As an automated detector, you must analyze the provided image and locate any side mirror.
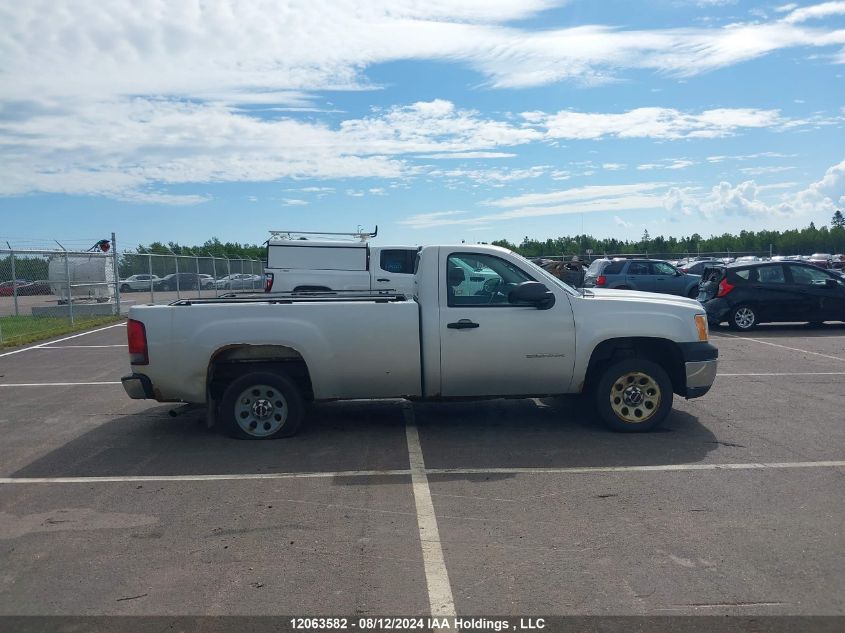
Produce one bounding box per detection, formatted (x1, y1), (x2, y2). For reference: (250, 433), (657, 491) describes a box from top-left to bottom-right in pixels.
(508, 281), (556, 310)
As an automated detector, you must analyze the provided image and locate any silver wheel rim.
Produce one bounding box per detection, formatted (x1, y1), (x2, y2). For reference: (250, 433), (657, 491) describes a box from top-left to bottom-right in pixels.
(734, 307), (755, 329)
(610, 371), (661, 424)
(234, 384), (288, 437)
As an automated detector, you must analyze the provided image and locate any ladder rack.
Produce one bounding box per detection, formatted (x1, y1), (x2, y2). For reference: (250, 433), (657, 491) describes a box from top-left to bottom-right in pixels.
(268, 226), (378, 242)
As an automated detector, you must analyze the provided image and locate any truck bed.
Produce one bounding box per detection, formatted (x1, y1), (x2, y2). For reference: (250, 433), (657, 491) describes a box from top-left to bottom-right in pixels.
(137, 297), (422, 403)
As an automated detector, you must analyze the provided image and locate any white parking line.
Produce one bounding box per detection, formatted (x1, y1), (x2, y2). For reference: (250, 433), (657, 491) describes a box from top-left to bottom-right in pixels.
(1, 459), (843, 486)
(37, 344), (127, 349)
(714, 332), (845, 362)
(426, 460), (845, 476)
(0, 470), (411, 484)
(718, 372), (845, 376)
(403, 404), (456, 618)
(0, 382), (122, 387)
(0, 322), (126, 358)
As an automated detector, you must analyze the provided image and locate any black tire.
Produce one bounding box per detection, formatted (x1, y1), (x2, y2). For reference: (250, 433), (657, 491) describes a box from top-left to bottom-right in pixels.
(729, 304), (757, 331)
(219, 371), (305, 439)
(687, 286), (699, 299)
(120, 284), (131, 293)
(594, 358), (673, 432)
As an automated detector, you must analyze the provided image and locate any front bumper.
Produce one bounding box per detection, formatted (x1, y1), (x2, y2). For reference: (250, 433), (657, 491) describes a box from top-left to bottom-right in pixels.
(122, 373), (154, 399)
(678, 342), (718, 398)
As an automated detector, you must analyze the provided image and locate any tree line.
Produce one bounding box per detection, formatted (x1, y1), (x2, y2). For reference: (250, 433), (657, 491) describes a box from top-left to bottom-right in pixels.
(492, 212), (845, 259)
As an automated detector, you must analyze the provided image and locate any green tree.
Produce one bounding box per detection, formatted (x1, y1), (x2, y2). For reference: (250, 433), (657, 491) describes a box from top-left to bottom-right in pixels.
(832, 209), (845, 229)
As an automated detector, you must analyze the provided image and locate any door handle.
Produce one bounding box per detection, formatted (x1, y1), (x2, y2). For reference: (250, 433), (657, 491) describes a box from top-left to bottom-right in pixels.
(447, 319), (480, 329)
(376, 278), (390, 282)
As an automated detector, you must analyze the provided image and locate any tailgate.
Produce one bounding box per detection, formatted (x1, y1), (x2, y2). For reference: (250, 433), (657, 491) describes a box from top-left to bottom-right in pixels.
(697, 266), (726, 301)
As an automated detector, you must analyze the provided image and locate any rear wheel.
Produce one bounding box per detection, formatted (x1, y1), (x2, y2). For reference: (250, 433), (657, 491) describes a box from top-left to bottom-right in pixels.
(594, 358), (673, 432)
(687, 287), (699, 299)
(220, 372), (305, 439)
(120, 284), (131, 293)
(729, 304), (757, 331)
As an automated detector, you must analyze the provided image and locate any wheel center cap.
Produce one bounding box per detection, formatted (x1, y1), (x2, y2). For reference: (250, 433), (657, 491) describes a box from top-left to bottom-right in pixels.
(623, 386), (644, 406)
(252, 399), (273, 420)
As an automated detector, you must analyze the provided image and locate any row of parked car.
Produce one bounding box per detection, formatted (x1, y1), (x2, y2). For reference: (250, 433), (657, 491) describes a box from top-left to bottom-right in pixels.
(581, 255), (845, 331)
(119, 273), (263, 292)
(0, 279), (52, 296)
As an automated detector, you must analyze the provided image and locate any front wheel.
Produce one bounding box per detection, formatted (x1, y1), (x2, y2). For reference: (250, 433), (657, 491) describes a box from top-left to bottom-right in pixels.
(219, 372), (305, 439)
(729, 304), (757, 331)
(594, 358), (673, 432)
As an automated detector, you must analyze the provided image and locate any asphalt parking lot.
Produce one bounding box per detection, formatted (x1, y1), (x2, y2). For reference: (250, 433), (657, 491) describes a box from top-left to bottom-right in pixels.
(0, 322), (844, 620)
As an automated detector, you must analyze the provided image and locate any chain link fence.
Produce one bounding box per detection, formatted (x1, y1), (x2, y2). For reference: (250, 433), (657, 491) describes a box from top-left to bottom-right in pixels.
(0, 236), (264, 348)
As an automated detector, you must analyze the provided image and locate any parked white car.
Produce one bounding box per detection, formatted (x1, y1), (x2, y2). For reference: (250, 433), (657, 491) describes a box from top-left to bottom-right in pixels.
(123, 244), (718, 439)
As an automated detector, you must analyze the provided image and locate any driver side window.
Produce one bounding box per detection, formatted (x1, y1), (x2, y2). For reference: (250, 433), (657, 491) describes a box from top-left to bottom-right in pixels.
(446, 253), (534, 307)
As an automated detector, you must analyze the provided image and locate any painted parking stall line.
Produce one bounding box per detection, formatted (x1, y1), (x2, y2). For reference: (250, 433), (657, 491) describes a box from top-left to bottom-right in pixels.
(0, 322), (126, 358)
(2, 460), (844, 486)
(36, 344), (127, 349)
(0, 469), (412, 485)
(713, 331), (845, 362)
(718, 372), (845, 376)
(0, 381), (122, 388)
(403, 404), (456, 618)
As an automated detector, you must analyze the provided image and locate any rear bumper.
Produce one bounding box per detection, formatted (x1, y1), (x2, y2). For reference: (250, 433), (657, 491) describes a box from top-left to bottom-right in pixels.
(702, 298), (731, 324)
(679, 342), (718, 398)
(122, 373), (154, 399)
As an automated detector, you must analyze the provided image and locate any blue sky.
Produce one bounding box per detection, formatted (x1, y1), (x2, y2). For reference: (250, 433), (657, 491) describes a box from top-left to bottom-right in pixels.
(1, 0), (844, 249)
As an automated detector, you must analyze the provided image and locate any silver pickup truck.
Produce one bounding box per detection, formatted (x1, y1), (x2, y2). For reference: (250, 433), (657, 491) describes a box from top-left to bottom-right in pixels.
(123, 244), (717, 439)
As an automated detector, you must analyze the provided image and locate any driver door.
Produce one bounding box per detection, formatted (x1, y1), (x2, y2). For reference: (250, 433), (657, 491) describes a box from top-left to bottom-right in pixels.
(438, 251), (575, 397)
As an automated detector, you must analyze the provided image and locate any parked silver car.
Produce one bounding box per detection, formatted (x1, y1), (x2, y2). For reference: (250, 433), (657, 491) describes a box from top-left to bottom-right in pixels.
(214, 274), (263, 290)
(119, 274), (161, 292)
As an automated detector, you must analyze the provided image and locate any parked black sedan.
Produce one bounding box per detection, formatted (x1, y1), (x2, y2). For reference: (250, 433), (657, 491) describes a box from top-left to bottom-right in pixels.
(698, 261), (845, 330)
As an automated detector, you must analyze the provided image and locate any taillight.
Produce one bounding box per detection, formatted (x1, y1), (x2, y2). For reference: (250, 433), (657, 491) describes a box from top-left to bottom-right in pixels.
(264, 273), (274, 293)
(680, 267), (689, 273)
(127, 319), (148, 365)
(596, 275), (607, 286)
(716, 278), (735, 298)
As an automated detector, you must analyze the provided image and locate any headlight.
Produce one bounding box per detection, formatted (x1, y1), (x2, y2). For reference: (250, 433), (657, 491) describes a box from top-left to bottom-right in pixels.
(695, 314), (709, 341)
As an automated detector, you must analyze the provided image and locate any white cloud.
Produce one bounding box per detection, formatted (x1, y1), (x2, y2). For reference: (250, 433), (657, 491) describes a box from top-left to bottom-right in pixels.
(427, 165), (548, 185)
(783, 1), (845, 23)
(638, 159), (696, 170)
(415, 151), (517, 159)
(0, 93), (828, 203)
(530, 107), (783, 140)
(738, 165), (796, 175)
(282, 198), (308, 206)
(665, 158), (845, 218)
(486, 183), (668, 208)
(613, 215), (634, 228)
(3, 0), (845, 103)
(602, 163), (626, 170)
(399, 210), (474, 229)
